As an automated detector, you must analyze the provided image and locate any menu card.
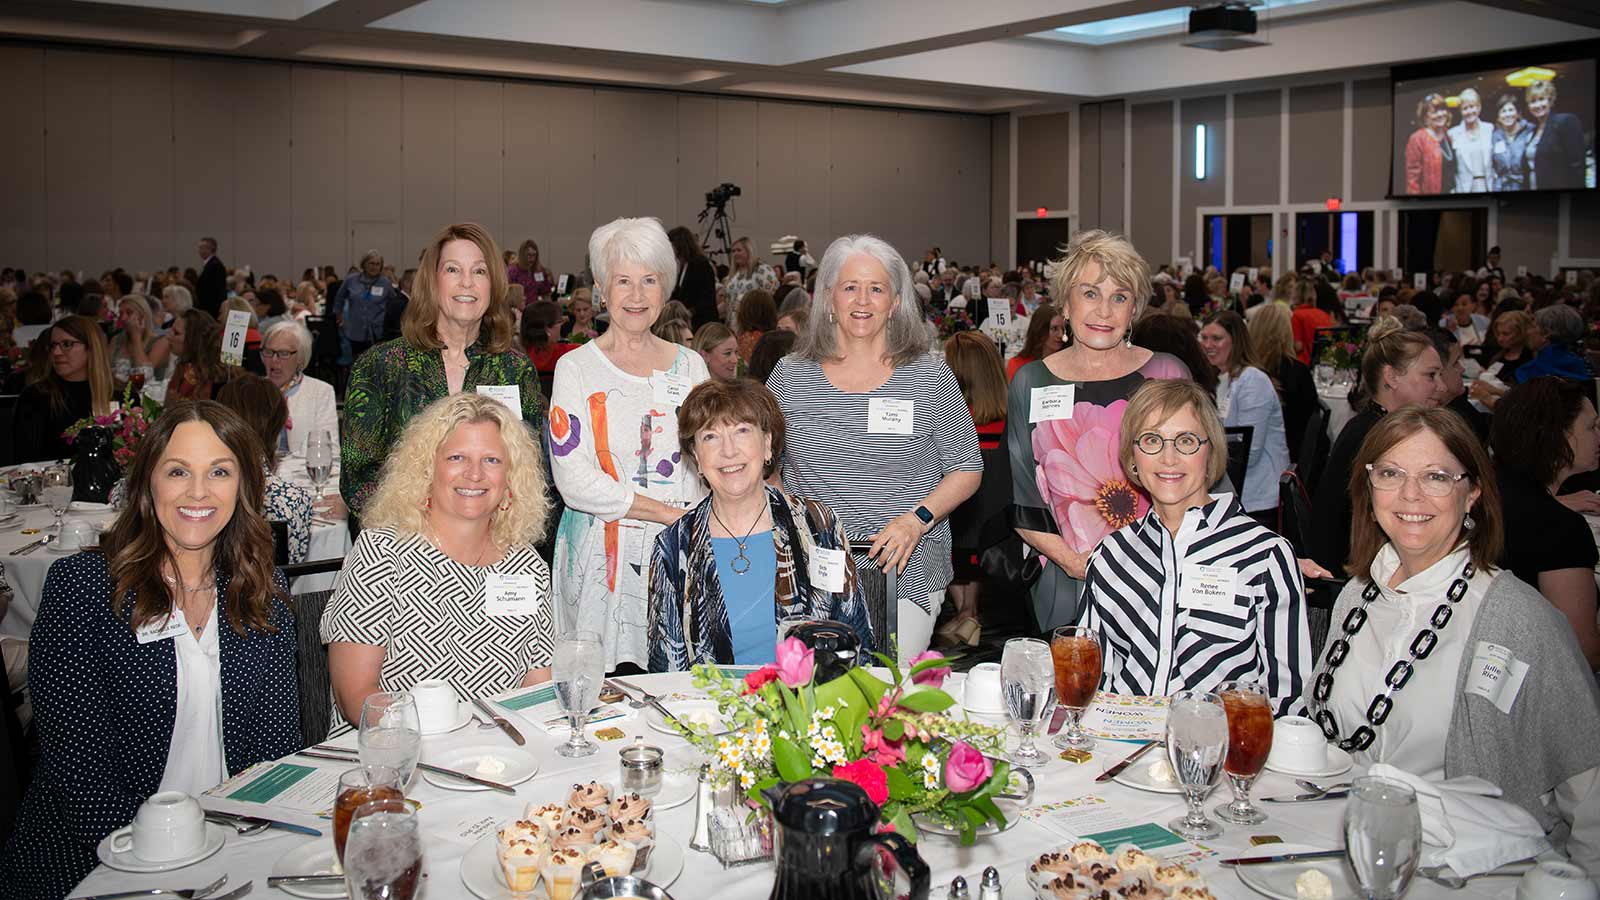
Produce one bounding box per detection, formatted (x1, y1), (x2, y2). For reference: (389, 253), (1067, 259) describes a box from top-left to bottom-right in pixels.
(200, 759), (342, 831)
(1081, 693), (1169, 741)
(493, 683), (630, 735)
(1024, 794), (1214, 865)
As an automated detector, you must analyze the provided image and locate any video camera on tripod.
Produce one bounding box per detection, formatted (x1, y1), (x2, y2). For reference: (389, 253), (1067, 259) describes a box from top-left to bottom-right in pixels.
(697, 182), (742, 262)
(705, 182), (741, 209)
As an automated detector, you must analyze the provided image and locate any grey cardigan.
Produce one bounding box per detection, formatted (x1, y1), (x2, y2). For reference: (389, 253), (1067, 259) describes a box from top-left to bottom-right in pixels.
(1309, 569), (1600, 834)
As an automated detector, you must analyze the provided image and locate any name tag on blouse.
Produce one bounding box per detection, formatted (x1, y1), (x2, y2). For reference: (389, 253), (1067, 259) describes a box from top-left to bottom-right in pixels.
(809, 548), (846, 592)
(476, 384), (521, 413)
(370, 286), (385, 297)
(1029, 385), (1076, 423)
(136, 610), (189, 644)
(1178, 563), (1238, 613)
(1465, 641), (1529, 714)
(867, 398), (914, 435)
(484, 573), (543, 618)
(652, 371), (692, 407)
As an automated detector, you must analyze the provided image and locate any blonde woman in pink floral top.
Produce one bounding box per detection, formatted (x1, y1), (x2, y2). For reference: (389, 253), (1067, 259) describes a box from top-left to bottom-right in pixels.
(1006, 231), (1189, 629)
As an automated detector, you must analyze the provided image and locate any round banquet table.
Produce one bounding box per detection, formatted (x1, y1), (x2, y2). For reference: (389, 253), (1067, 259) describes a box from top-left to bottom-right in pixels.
(1319, 387), (1354, 443)
(69, 671), (1522, 900)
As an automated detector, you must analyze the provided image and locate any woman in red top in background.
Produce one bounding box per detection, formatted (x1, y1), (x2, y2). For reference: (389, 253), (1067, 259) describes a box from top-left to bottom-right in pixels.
(939, 331), (1009, 646)
(521, 301), (577, 374)
(1289, 279), (1333, 365)
(1404, 93), (1451, 195)
(1005, 302), (1064, 382)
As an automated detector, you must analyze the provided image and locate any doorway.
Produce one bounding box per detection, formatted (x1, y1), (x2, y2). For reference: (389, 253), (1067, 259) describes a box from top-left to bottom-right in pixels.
(1203, 214), (1272, 275)
(1399, 208), (1488, 276)
(1017, 217), (1071, 271)
(1295, 211), (1374, 274)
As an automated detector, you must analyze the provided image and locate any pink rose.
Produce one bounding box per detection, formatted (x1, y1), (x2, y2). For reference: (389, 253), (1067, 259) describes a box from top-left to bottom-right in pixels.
(833, 759), (889, 806)
(943, 741), (993, 794)
(861, 726), (906, 767)
(743, 664), (780, 694)
(909, 650), (951, 687)
(774, 636), (814, 688)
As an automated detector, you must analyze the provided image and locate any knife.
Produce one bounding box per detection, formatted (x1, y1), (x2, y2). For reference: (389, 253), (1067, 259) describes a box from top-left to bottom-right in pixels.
(268, 875), (346, 888)
(294, 749), (518, 794)
(1221, 849), (1347, 866)
(472, 696), (526, 746)
(1260, 790), (1350, 803)
(206, 810), (323, 836)
(615, 678), (681, 728)
(1095, 740), (1161, 783)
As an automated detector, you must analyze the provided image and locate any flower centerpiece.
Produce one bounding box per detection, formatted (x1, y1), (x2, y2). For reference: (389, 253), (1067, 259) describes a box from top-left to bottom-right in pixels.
(979, 311), (1030, 359)
(64, 375), (160, 471)
(931, 308), (975, 341)
(674, 640), (1014, 845)
(1318, 340), (1361, 371)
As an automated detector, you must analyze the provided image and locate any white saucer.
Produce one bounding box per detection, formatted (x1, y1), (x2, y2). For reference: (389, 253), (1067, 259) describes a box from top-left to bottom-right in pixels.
(47, 542), (83, 554)
(97, 822), (228, 873)
(420, 701), (474, 736)
(914, 798), (1021, 838)
(1264, 745), (1354, 778)
(1234, 842), (1358, 900)
(645, 699), (725, 737)
(460, 831), (683, 899)
(423, 745), (540, 791)
(271, 839), (346, 899)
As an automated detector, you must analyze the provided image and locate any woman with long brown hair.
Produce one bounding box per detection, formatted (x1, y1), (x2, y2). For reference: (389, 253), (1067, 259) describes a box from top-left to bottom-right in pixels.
(12, 314), (114, 463)
(166, 308), (229, 401)
(1, 400), (298, 900)
(1006, 302), (1064, 381)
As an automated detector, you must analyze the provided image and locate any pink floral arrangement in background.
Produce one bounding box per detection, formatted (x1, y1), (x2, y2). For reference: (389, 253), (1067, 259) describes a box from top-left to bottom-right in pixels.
(62, 375), (159, 469)
(1031, 398), (1149, 554)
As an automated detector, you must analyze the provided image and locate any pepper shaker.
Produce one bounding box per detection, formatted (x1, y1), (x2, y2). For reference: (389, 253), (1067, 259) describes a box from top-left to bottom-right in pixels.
(948, 875), (970, 900)
(979, 866), (1002, 900)
(689, 763), (714, 852)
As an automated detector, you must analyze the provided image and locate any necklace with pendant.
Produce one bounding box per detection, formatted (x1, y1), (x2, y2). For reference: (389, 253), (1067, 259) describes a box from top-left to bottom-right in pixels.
(711, 501), (766, 575)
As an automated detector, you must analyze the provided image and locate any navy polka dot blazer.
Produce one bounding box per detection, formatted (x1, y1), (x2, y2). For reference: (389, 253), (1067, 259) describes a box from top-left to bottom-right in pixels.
(0, 551), (301, 900)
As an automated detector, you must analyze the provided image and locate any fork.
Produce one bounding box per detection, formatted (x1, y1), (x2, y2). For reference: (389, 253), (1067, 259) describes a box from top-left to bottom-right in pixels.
(68, 873), (228, 900)
(1294, 779), (1352, 796)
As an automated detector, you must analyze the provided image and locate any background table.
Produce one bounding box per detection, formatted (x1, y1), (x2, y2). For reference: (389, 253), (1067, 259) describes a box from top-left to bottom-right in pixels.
(72, 672), (1521, 900)
(1319, 388), (1353, 443)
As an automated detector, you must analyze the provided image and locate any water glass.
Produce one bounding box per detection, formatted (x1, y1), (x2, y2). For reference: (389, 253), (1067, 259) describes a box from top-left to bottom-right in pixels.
(305, 431), (334, 495)
(42, 464), (72, 534)
(1214, 681), (1273, 825)
(1345, 776), (1421, 900)
(1000, 637), (1056, 767)
(358, 692), (421, 788)
(553, 630), (605, 758)
(343, 796), (423, 900)
(1049, 626), (1103, 751)
(1166, 689), (1228, 839)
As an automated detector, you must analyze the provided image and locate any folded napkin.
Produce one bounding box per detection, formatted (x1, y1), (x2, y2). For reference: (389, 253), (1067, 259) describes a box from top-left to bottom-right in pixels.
(1366, 763), (1549, 877)
(68, 501), (110, 512)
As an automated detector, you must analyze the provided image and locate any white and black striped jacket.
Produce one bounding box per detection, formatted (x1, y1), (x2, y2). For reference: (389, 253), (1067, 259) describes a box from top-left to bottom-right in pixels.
(1081, 493), (1311, 713)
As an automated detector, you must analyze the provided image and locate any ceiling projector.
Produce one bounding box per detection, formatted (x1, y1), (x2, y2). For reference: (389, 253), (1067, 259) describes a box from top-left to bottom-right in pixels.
(1183, 4), (1269, 51)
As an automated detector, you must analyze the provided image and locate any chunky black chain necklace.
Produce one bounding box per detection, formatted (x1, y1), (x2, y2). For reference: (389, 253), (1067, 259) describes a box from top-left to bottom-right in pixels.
(1310, 559), (1473, 752)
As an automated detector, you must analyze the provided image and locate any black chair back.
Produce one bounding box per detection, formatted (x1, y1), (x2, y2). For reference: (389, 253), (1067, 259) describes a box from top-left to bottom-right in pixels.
(1297, 402), (1331, 494)
(269, 519), (290, 566)
(1224, 426), (1253, 497)
(847, 549), (897, 658)
(1279, 471), (1340, 658)
(284, 556), (346, 746)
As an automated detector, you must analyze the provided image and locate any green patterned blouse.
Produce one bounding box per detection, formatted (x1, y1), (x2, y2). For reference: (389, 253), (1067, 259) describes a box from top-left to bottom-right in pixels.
(339, 337), (544, 513)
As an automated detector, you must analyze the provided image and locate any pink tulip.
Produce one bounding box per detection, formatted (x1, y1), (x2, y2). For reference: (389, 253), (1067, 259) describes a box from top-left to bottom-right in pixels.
(909, 651), (951, 687)
(944, 741), (993, 793)
(774, 636), (815, 688)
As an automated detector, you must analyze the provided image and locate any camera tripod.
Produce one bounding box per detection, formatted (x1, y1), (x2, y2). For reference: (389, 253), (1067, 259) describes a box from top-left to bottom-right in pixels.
(697, 202), (735, 264)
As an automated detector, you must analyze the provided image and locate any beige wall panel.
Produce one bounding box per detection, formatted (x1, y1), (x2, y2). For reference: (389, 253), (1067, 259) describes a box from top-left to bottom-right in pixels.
(826, 107), (884, 256)
(1130, 101), (1173, 265)
(716, 99), (760, 245)
(292, 67), (348, 276)
(1231, 90), (1280, 207)
(1077, 105), (1102, 230)
(401, 75), (456, 266)
(1179, 96), (1226, 263)
(892, 112), (947, 262)
(1499, 194), (1558, 275)
(755, 101), (802, 258)
(45, 49), (112, 274)
(232, 62), (292, 277)
(789, 104), (832, 266)
(542, 85), (596, 272)
(0, 47), (46, 267)
(990, 115), (1010, 266)
(453, 80), (504, 242)
(951, 113), (991, 267)
(344, 70), (403, 259)
(1572, 193), (1600, 260)
(1351, 79), (1391, 202)
(591, 89), (636, 226)
(108, 54), (173, 272)
(676, 96), (719, 236)
(633, 93), (678, 227)
(1100, 101), (1126, 235)
(502, 83), (555, 269)
(1288, 83), (1343, 204)
(173, 58), (235, 269)
(1017, 112), (1071, 213)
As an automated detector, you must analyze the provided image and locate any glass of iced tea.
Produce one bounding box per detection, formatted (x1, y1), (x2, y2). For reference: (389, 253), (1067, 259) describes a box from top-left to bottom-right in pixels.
(343, 796), (423, 900)
(334, 765), (403, 865)
(1214, 681), (1273, 825)
(1050, 626), (1103, 750)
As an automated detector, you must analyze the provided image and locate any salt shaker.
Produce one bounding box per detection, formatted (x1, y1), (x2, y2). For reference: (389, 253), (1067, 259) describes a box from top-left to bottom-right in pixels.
(948, 875), (970, 900)
(979, 866), (1002, 900)
(689, 763), (715, 852)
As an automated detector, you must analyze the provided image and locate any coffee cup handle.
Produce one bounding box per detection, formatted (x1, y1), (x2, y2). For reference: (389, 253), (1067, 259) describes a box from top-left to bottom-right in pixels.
(109, 826), (135, 853)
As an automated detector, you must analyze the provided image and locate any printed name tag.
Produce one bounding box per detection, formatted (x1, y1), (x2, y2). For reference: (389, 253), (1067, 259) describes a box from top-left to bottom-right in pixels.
(652, 371), (692, 407)
(986, 298), (1011, 328)
(136, 610), (189, 644)
(1464, 640), (1529, 714)
(484, 573), (543, 618)
(1029, 384), (1076, 423)
(1178, 563), (1239, 612)
(557, 274), (570, 295)
(809, 548), (846, 592)
(370, 286), (385, 297)
(1229, 272), (1246, 294)
(1413, 273), (1428, 290)
(476, 384), (521, 413)
(867, 398), (914, 435)
(534, 272), (545, 283)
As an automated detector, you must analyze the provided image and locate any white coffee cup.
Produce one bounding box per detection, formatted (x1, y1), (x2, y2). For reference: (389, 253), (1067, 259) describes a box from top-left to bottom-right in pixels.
(109, 791), (205, 862)
(58, 521), (96, 552)
(1265, 715), (1328, 772)
(412, 679), (459, 732)
(1518, 861), (1600, 900)
(962, 663), (1004, 713)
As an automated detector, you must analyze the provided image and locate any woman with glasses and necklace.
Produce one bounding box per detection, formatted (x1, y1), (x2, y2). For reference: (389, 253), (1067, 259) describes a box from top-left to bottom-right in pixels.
(1079, 380), (1309, 714)
(1300, 406), (1600, 877)
(13, 315), (114, 464)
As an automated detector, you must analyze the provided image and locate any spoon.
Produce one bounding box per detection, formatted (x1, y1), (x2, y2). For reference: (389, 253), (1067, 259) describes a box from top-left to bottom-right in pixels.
(1294, 779), (1351, 797)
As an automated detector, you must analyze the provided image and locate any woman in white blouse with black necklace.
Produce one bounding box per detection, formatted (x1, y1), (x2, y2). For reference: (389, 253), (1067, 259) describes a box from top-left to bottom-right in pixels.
(1080, 379), (1310, 713)
(1303, 406), (1600, 877)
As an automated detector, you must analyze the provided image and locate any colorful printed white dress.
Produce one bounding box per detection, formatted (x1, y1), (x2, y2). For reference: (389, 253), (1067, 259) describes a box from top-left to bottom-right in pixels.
(547, 341), (709, 669)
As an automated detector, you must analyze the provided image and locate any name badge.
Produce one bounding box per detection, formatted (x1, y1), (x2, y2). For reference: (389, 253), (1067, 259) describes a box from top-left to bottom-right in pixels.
(1413, 273), (1428, 290)
(534, 272), (545, 283)
(652, 371), (692, 407)
(1029, 384), (1076, 423)
(370, 286), (385, 297)
(986, 298), (1011, 328)
(476, 384), (521, 413)
(136, 610), (189, 644)
(557, 274), (570, 295)
(1178, 563), (1239, 613)
(809, 547), (846, 592)
(484, 573), (543, 618)
(867, 398), (914, 435)
(1464, 641), (1529, 714)
(1229, 272), (1246, 294)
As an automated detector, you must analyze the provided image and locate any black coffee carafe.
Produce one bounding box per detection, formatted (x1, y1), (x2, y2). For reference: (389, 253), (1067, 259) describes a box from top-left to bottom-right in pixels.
(764, 778), (929, 900)
(787, 619), (862, 683)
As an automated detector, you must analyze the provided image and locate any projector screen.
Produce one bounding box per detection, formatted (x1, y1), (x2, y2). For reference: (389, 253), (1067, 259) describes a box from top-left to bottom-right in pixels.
(1391, 57), (1596, 197)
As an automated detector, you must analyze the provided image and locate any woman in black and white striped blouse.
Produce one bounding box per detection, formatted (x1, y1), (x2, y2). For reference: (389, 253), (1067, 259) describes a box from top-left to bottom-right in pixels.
(1080, 379), (1311, 713)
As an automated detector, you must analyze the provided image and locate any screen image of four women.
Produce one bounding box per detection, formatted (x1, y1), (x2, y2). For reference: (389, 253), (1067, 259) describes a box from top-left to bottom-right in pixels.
(1405, 78), (1588, 194)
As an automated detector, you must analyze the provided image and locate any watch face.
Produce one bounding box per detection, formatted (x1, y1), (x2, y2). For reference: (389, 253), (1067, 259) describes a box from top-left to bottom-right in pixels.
(915, 506), (934, 524)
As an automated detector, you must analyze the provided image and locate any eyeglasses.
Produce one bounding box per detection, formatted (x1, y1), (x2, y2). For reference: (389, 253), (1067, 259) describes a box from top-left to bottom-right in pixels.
(48, 340), (82, 352)
(1364, 463), (1469, 497)
(261, 349), (297, 360)
(1135, 432), (1208, 456)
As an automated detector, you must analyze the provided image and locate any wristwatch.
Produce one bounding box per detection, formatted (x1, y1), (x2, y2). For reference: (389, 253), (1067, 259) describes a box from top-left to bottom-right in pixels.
(913, 505), (935, 529)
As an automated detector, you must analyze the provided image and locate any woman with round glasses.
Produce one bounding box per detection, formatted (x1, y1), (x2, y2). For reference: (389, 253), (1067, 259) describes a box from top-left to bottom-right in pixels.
(1300, 406), (1600, 876)
(1079, 379), (1310, 713)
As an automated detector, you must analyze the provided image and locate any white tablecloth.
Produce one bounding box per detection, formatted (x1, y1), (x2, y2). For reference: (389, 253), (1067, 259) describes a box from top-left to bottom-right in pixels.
(1320, 388), (1353, 442)
(71, 672), (1519, 900)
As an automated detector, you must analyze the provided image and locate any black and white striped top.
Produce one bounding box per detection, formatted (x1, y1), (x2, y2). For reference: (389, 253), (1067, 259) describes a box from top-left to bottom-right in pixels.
(1081, 493), (1310, 713)
(767, 353), (982, 614)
